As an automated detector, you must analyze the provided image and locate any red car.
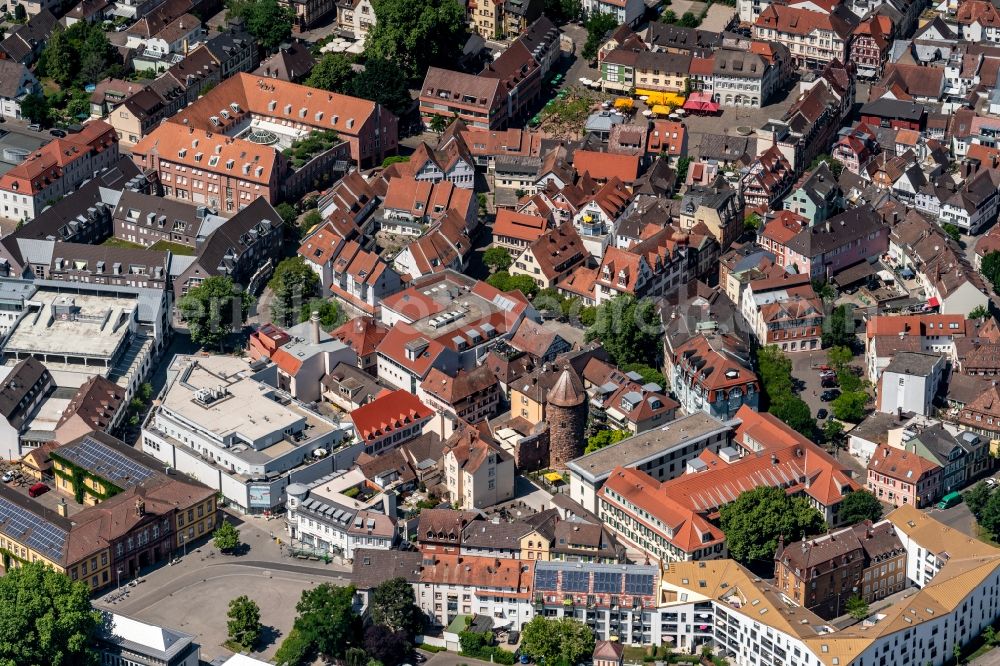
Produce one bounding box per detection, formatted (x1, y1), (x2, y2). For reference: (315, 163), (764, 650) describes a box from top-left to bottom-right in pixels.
(28, 482), (49, 498)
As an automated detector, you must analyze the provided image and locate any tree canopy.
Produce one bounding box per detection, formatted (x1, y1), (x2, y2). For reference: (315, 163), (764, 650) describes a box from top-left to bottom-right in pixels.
(365, 0), (468, 81)
(620, 363), (666, 387)
(227, 596), (262, 651)
(487, 271), (539, 298)
(756, 345), (816, 437)
(178, 276), (252, 350)
(585, 295), (662, 367)
(213, 521), (241, 552)
(306, 54), (413, 117)
(719, 486), (826, 569)
(585, 428), (629, 455)
(286, 583), (361, 661)
(966, 481), (993, 520)
(846, 595), (870, 621)
(581, 12), (618, 61)
(364, 625), (410, 666)
(832, 390), (868, 422)
(0, 562), (100, 666)
(227, 0), (294, 51)
(299, 298), (341, 329)
(268, 256), (321, 327)
(983, 251), (1000, 293)
(484, 246), (513, 272)
(838, 490), (883, 525)
(39, 22), (116, 88)
(520, 616), (595, 666)
(369, 577), (424, 638)
(823, 304), (856, 349)
(543, 0), (581, 21)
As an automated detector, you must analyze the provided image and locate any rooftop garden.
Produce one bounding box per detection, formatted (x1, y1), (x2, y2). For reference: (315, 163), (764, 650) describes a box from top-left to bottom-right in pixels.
(282, 130), (341, 169)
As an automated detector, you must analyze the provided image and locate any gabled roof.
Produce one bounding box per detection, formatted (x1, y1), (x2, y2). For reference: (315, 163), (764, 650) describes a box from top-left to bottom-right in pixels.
(350, 389), (432, 441)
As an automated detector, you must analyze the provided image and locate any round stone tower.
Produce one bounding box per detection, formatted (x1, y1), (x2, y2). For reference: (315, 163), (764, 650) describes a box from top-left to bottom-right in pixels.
(546, 369), (587, 468)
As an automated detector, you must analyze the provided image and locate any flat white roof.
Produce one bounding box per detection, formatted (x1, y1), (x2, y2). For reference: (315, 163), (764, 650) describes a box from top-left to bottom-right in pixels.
(6, 289), (135, 359)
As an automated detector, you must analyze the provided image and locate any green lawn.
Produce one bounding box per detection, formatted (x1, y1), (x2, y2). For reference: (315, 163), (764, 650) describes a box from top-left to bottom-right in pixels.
(101, 237), (144, 249)
(148, 240), (195, 256)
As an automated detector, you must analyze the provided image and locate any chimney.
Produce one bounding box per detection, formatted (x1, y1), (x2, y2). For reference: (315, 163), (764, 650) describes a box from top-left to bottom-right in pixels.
(57, 498), (68, 517)
(310, 310), (320, 344)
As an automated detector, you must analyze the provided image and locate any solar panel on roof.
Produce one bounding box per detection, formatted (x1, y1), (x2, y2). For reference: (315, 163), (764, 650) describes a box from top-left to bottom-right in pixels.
(593, 571), (621, 593)
(535, 568), (557, 590)
(563, 570), (590, 592)
(60, 436), (156, 488)
(625, 573), (654, 596)
(0, 496), (67, 561)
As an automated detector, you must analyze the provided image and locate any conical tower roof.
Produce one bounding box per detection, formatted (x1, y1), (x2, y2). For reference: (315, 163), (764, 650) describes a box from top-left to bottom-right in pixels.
(546, 369), (585, 408)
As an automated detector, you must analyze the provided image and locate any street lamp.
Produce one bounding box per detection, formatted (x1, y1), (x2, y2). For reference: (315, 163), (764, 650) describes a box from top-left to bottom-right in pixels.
(116, 567), (122, 592)
(181, 532), (188, 558)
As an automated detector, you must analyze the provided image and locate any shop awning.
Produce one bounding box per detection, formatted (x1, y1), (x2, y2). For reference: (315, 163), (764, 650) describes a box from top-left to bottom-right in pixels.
(683, 92), (720, 113)
(544, 472), (564, 484)
(927, 296), (940, 307)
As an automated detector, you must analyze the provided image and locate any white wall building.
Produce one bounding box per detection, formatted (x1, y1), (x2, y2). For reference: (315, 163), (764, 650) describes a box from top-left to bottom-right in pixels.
(877, 352), (945, 417)
(141, 354), (359, 514)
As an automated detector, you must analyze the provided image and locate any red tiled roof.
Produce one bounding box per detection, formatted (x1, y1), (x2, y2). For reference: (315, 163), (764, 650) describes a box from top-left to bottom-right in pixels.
(332, 316), (388, 357)
(573, 150), (641, 183)
(493, 209), (549, 243)
(350, 389), (432, 441)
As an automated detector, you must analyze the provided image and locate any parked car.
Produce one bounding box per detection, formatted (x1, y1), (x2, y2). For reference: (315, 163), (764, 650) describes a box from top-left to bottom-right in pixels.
(507, 631), (520, 645)
(937, 491), (962, 510)
(27, 124), (41, 132)
(49, 128), (67, 137)
(28, 482), (49, 497)
(817, 409), (828, 420)
(821, 377), (837, 388)
(1, 471), (15, 483)
(413, 653), (427, 663)
(820, 389), (840, 402)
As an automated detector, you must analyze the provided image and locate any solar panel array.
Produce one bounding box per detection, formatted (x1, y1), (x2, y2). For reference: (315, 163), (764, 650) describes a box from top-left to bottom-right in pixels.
(535, 568), (558, 590)
(563, 570), (590, 592)
(625, 573), (655, 596)
(0, 496), (67, 561)
(593, 570), (622, 593)
(60, 436), (157, 488)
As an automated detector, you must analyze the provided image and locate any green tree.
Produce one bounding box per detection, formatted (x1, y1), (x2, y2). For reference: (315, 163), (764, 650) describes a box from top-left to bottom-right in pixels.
(269, 256), (321, 327)
(965, 481), (994, 521)
(585, 295), (662, 367)
(428, 114), (448, 133)
(0, 561), (100, 666)
(985, 625), (997, 648)
(365, 0), (467, 81)
(845, 594), (870, 620)
(369, 577), (424, 638)
(661, 9), (677, 23)
(970, 305), (990, 320)
(276, 202), (299, 226)
(585, 428), (629, 454)
(823, 304), (856, 348)
(620, 363), (666, 387)
(520, 616), (595, 666)
(832, 391), (868, 422)
(745, 212), (763, 231)
(719, 486), (827, 569)
(677, 11), (700, 26)
(942, 223), (962, 243)
(344, 646), (369, 666)
(227, 596), (262, 651)
(213, 521), (241, 552)
(14, 3), (26, 20)
(981, 490), (1000, 539)
(39, 22), (114, 88)
(19, 93), (49, 125)
(812, 279), (836, 301)
(770, 397), (816, 438)
(227, 0), (294, 51)
(178, 276), (252, 350)
(349, 57), (414, 117)
(544, 0), (581, 21)
(581, 12), (618, 61)
(364, 625), (410, 666)
(299, 298), (341, 328)
(487, 271), (539, 298)
(827, 345), (853, 370)
(839, 491), (883, 525)
(484, 246), (513, 273)
(306, 52), (356, 92)
(983, 251), (1000, 292)
(290, 583), (361, 660)
(302, 209), (323, 229)
(274, 626), (314, 666)
(823, 418), (844, 448)
(676, 155), (692, 183)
